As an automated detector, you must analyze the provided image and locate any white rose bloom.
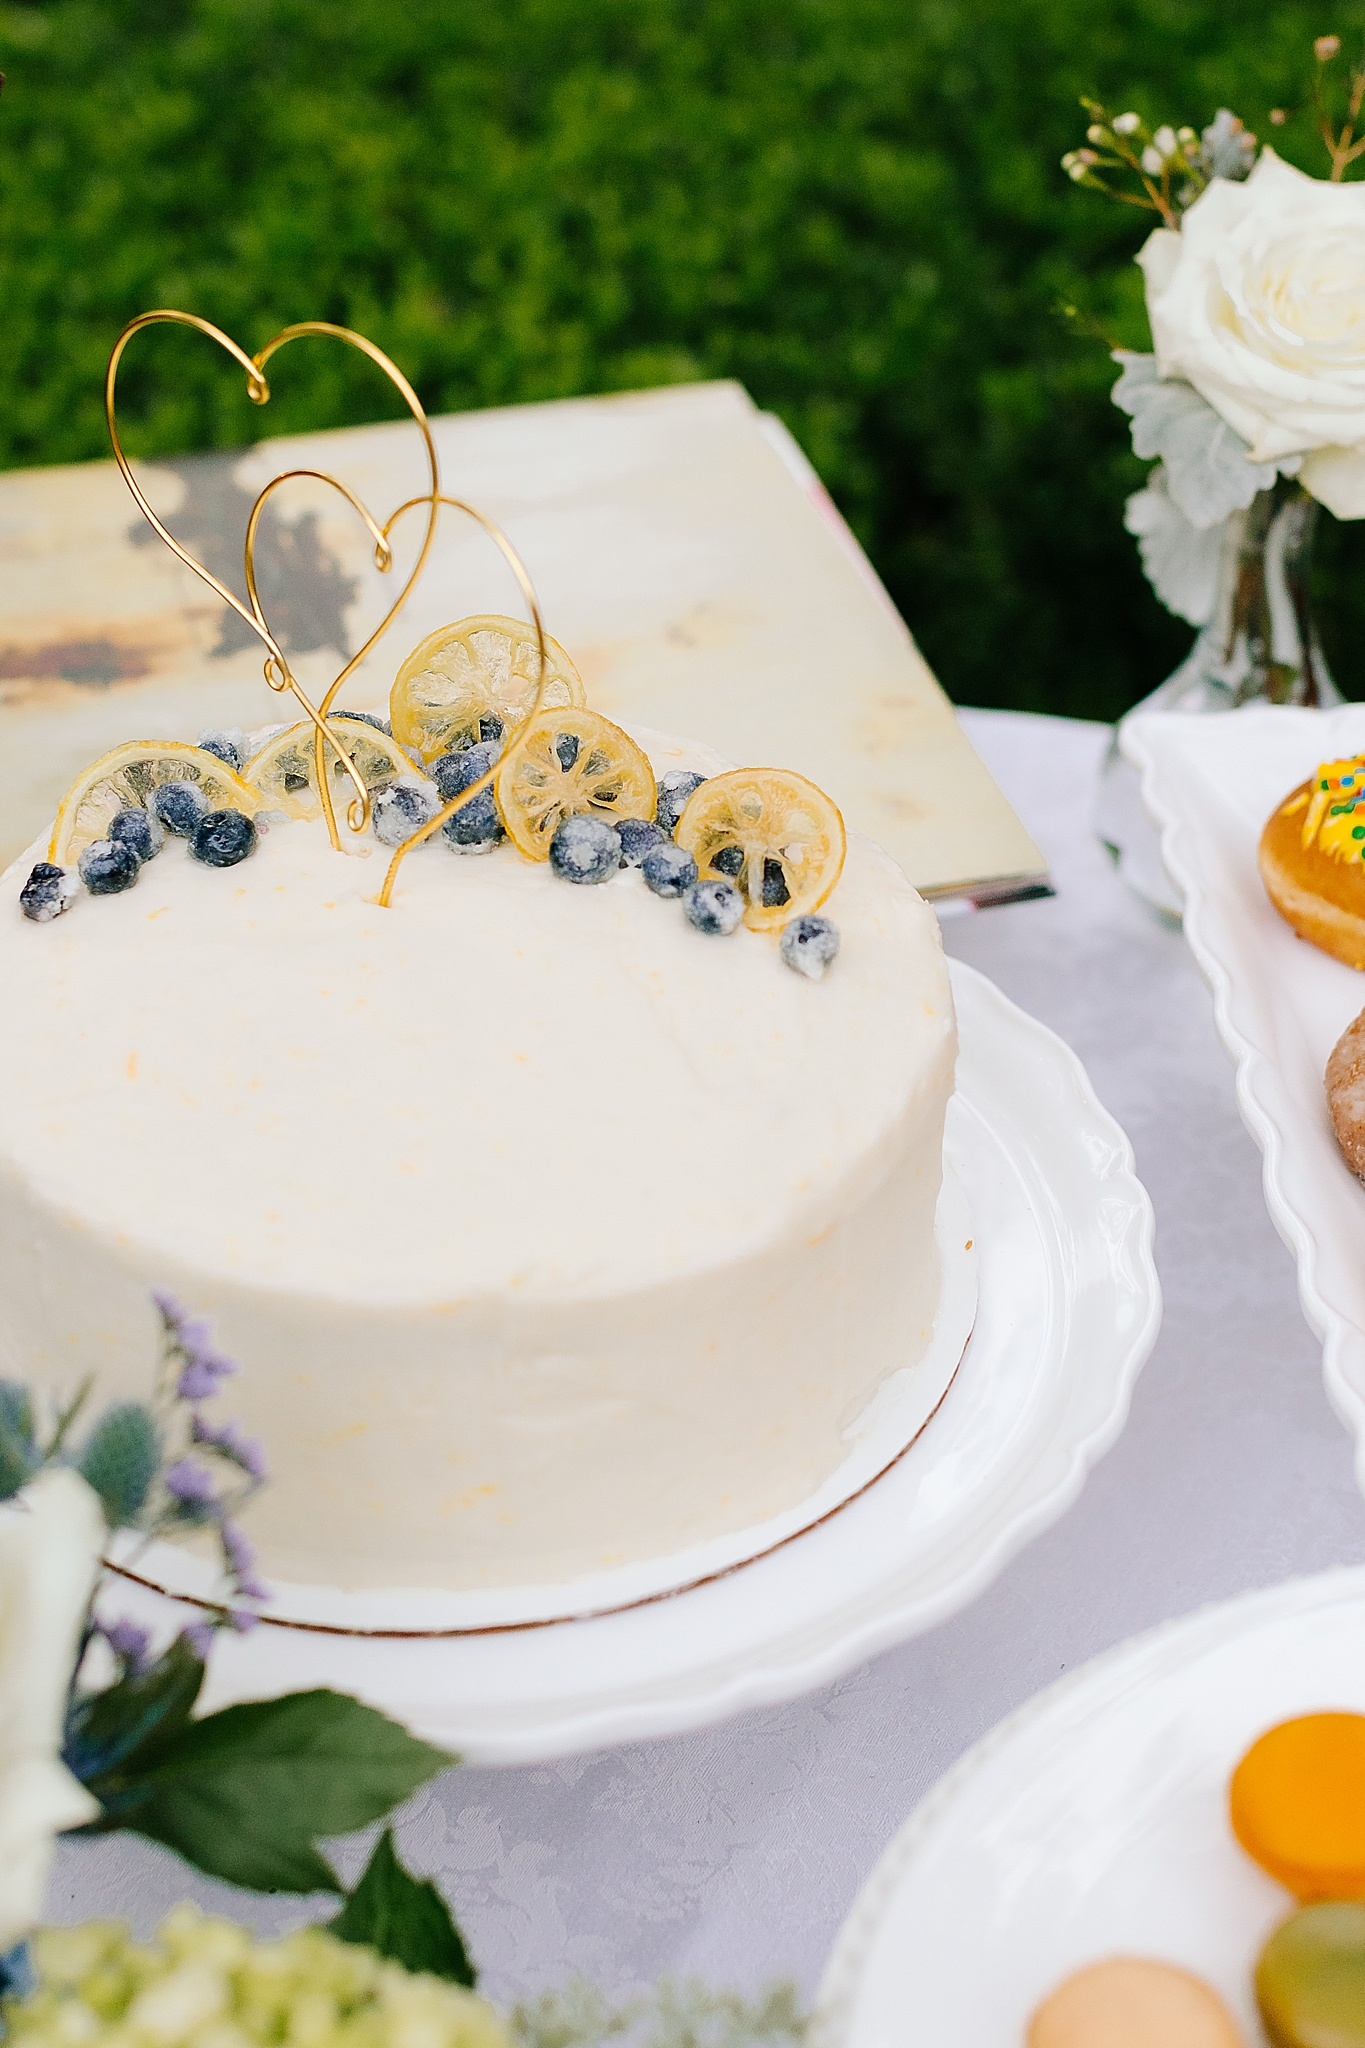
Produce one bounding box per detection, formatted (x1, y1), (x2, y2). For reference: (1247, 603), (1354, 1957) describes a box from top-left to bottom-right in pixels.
(0, 1471), (104, 1952)
(1139, 149), (1365, 517)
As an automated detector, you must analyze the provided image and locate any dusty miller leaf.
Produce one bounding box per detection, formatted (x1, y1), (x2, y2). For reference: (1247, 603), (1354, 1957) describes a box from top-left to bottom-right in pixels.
(1112, 352), (1275, 529)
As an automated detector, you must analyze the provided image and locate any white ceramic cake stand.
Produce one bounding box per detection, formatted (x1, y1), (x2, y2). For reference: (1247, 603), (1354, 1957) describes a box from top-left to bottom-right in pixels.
(102, 959), (1160, 1764)
(811, 1568), (1365, 2048)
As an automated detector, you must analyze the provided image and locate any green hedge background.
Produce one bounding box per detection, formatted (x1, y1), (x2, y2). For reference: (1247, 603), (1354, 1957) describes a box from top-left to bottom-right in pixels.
(2, 0), (1363, 718)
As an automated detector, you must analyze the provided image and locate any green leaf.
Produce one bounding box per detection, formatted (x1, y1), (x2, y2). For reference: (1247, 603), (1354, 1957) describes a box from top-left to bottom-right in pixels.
(330, 1829), (475, 1986)
(113, 1689), (453, 1895)
(66, 1632), (205, 1798)
(0, 1382), (38, 1503)
(77, 1403), (161, 1527)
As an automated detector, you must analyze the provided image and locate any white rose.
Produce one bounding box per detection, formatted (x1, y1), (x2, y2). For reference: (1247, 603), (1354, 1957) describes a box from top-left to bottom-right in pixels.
(1139, 149), (1365, 517)
(0, 1470), (104, 1951)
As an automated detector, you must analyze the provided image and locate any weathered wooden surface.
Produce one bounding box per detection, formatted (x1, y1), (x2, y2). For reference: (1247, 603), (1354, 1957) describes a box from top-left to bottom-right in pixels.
(0, 379), (1043, 890)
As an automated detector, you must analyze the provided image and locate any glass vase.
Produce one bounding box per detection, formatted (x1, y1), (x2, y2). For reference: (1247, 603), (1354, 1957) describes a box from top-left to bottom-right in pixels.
(1098, 479), (1340, 913)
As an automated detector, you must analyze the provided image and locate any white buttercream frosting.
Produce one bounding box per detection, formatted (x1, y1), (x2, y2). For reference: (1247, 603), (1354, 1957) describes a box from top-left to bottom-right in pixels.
(0, 726), (955, 1589)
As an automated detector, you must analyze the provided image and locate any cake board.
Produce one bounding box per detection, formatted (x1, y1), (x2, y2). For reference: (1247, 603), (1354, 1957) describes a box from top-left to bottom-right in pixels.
(97, 958), (1160, 1764)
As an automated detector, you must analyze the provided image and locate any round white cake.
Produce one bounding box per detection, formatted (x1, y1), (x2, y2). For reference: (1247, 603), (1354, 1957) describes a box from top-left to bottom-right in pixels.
(0, 726), (956, 1592)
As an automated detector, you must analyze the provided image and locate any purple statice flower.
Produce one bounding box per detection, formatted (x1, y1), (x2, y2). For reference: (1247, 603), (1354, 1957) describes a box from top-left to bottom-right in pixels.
(182, 1620), (217, 1661)
(163, 1457), (218, 1508)
(152, 1288), (240, 1401)
(227, 1607), (261, 1634)
(190, 1413), (268, 1481)
(99, 1617), (152, 1672)
(221, 1520), (270, 1603)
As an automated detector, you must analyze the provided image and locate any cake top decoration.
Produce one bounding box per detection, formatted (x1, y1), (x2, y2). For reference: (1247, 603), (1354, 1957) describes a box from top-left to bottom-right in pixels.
(20, 308), (848, 968)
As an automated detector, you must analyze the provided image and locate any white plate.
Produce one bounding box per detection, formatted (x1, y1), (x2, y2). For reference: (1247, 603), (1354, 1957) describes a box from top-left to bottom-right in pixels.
(106, 959), (1159, 1764)
(813, 1567), (1365, 2048)
(1123, 705), (1365, 1487)
(107, 1178), (977, 1632)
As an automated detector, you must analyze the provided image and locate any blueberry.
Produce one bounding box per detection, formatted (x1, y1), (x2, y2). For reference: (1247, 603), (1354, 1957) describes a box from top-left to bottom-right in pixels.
(617, 817), (665, 867)
(191, 809), (258, 868)
(710, 843), (744, 878)
(641, 841), (698, 898)
(333, 710), (392, 735)
(196, 728), (250, 773)
(108, 806), (163, 864)
(780, 914), (840, 980)
(762, 858), (790, 908)
(655, 770), (706, 835)
(549, 813), (621, 884)
(479, 713), (504, 745)
(434, 740), (505, 853)
(372, 774), (440, 848)
(19, 862), (78, 923)
(554, 731), (581, 773)
(683, 879), (744, 935)
(153, 781), (211, 838)
(78, 839), (141, 896)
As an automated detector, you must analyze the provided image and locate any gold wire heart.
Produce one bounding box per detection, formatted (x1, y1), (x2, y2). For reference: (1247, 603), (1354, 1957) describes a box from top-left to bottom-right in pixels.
(104, 311), (441, 846)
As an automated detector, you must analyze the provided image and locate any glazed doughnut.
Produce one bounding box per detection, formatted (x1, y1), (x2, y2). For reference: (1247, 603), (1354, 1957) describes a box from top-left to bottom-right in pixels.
(1260, 757), (1365, 970)
(1328, 1008), (1365, 1178)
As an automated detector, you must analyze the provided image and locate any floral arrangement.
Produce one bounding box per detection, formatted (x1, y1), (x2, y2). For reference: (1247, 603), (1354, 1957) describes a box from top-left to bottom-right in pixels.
(0, 1298), (803, 2048)
(1063, 38), (1365, 701)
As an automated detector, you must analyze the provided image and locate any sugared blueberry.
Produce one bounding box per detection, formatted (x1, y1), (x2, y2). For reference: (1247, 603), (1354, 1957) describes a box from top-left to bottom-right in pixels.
(655, 770), (706, 835)
(549, 814), (621, 884)
(78, 839), (141, 895)
(762, 859), (791, 908)
(617, 817), (665, 868)
(480, 713), (504, 745)
(554, 731), (581, 773)
(780, 913), (840, 979)
(196, 727), (250, 773)
(372, 774), (441, 848)
(334, 710), (392, 735)
(641, 841), (698, 898)
(19, 862), (78, 923)
(710, 843), (744, 878)
(683, 879), (744, 935)
(108, 806), (163, 864)
(434, 740), (505, 853)
(191, 809), (258, 868)
(153, 780), (210, 838)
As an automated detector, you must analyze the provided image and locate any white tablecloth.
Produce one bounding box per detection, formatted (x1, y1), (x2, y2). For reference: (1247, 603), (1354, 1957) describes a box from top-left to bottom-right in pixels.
(50, 710), (1365, 2006)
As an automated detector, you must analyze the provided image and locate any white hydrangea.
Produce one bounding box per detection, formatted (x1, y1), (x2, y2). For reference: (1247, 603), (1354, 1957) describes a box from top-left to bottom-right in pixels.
(9, 1908), (513, 2048)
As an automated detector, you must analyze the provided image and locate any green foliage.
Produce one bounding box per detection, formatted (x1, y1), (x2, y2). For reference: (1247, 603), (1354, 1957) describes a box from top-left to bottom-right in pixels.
(2, 0), (1365, 717)
(77, 1403), (161, 1526)
(81, 1685), (453, 1894)
(331, 1828), (476, 1987)
(65, 1630), (206, 1791)
(0, 1383), (38, 1502)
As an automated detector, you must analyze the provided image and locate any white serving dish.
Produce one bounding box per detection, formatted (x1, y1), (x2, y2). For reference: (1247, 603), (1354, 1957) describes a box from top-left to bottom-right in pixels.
(1123, 704), (1365, 1487)
(104, 959), (1159, 1764)
(813, 1567), (1365, 2048)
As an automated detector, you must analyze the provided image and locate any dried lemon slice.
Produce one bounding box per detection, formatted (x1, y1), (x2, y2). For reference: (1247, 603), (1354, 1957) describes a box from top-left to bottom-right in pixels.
(495, 708), (655, 860)
(243, 717), (417, 823)
(391, 614), (585, 763)
(674, 768), (846, 932)
(48, 741), (260, 865)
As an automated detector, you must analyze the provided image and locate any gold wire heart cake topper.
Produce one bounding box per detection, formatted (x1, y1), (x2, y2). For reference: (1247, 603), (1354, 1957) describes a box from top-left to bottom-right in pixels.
(23, 306), (845, 947)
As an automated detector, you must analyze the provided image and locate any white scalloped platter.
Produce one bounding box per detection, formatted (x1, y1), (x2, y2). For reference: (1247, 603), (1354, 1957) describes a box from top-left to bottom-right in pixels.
(102, 960), (1159, 1765)
(813, 1569), (1365, 2048)
(1123, 705), (1365, 1489)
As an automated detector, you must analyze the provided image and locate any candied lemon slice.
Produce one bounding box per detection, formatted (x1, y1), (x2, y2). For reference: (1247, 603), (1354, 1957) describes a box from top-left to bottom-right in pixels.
(243, 717), (417, 823)
(674, 768), (846, 932)
(48, 741), (260, 864)
(391, 614), (586, 764)
(495, 708), (655, 860)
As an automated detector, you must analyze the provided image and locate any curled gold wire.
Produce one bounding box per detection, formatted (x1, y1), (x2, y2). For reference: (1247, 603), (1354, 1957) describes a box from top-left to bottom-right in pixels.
(243, 469), (389, 836)
(104, 311), (442, 850)
(376, 495), (549, 908)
